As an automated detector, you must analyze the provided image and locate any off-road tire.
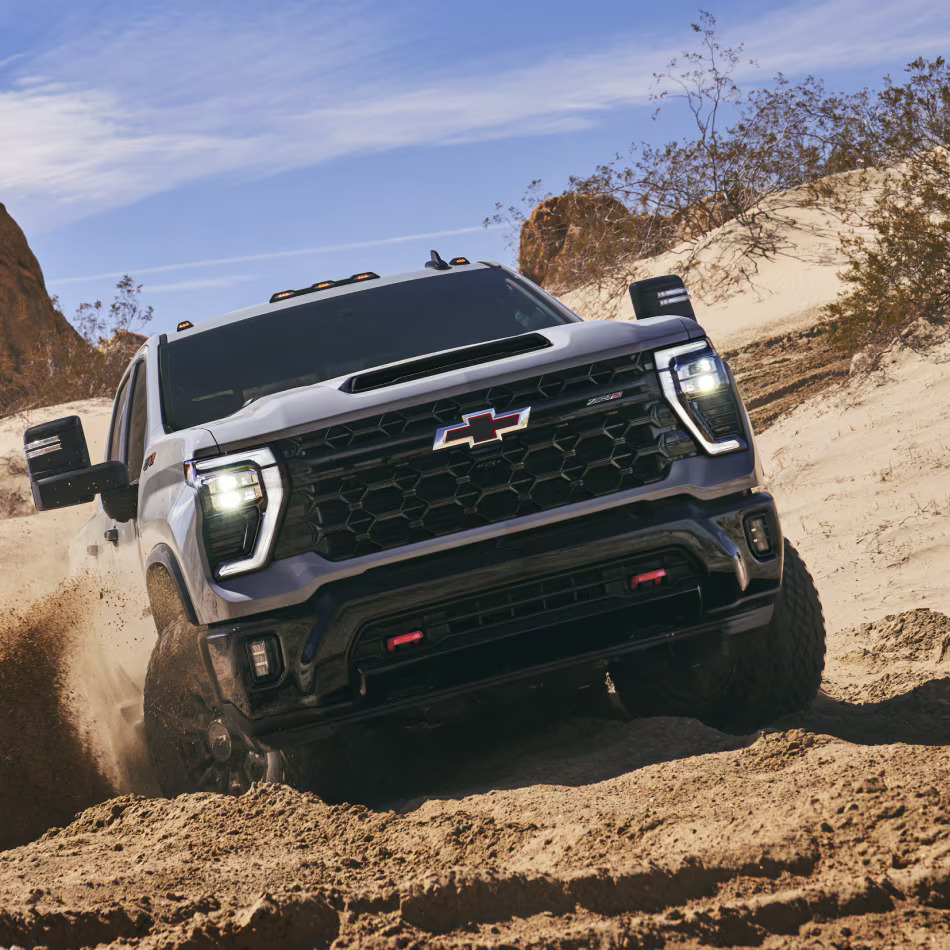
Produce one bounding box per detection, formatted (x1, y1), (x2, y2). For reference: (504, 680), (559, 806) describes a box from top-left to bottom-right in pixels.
(144, 616), (273, 795)
(610, 540), (825, 734)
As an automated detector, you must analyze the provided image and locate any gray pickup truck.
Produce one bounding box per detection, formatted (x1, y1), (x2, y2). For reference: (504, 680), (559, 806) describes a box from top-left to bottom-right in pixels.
(24, 252), (825, 798)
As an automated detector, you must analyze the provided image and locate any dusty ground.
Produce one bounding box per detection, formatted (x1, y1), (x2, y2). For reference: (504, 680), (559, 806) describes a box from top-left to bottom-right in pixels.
(724, 323), (852, 434)
(2, 604), (950, 949)
(6, 279), (950, 945)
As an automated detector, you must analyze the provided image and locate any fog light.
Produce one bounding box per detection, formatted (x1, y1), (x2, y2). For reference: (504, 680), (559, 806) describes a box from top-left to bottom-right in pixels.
(246, 635), (280, 682)
(745, 515), (772, 556)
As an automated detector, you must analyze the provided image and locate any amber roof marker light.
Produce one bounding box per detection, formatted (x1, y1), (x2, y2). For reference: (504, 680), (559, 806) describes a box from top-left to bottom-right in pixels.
(269, 271), (379, 304)
(176, 320), (194, 331)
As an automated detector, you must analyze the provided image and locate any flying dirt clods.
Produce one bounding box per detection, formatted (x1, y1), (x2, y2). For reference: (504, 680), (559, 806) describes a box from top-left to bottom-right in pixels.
(0, 581), (113, 852)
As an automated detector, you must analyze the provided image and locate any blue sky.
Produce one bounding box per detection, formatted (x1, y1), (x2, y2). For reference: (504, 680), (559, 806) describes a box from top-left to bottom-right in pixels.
(3, 0), (949, 336)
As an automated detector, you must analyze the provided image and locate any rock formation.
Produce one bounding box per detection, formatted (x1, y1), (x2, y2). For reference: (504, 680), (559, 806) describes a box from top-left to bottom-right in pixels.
(518, 194), (632, 289)
(518, 192), (734, 292)
(0, 203), (80, 371)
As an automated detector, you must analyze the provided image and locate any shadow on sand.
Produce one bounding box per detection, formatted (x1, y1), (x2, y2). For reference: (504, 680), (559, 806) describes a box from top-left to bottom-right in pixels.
(315, 674), (950, 810)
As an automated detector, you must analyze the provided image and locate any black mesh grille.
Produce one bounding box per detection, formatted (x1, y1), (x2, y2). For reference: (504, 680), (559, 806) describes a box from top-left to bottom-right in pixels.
(274, 353), (698, 562)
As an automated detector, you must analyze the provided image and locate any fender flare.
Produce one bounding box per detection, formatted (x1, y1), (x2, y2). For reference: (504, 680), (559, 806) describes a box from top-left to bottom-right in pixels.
(145, 543), (199, 631)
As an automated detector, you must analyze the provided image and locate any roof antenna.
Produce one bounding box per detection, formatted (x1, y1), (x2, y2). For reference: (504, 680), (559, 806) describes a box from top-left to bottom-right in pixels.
(425, 250), (451, 271)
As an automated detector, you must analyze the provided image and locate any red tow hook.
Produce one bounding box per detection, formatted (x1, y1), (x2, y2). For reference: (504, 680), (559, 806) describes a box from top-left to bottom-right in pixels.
(630, 569), (667, 592)
(386, 630), (424, 653)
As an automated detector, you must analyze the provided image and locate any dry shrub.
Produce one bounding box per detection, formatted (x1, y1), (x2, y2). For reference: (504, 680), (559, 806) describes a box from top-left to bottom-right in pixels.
(492, 13), (878, 311)
(0, 276), (150, 416)
(820, 59), (950, 354)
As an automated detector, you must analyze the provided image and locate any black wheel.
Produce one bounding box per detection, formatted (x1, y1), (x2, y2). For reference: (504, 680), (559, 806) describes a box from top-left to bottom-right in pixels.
(610, 540), (825, 734)
(144, 616), (278, 795)
(281, 729), (369, 805)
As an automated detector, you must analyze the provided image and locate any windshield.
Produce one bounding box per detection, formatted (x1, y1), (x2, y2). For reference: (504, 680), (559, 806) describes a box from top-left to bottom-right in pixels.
(159, 268), (574, 431)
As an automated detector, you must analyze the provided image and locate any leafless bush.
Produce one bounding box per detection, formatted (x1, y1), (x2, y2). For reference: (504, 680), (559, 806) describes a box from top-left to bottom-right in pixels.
(0, 276), (151, 417)
(822, 60), (950, 352)
(490, 12), (878, 309)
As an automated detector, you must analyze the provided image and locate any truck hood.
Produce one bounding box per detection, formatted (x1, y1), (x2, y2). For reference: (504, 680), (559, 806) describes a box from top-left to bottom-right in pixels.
(202, 316), (701, 455)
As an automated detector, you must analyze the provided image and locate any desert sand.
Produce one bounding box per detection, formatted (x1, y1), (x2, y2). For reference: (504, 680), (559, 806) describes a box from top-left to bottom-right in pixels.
(3, 227), (950, 947)
(561, 172), (880, 352)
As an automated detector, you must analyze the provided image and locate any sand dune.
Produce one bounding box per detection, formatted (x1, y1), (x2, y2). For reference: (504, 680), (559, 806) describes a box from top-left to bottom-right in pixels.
(561, 171), (880, 351)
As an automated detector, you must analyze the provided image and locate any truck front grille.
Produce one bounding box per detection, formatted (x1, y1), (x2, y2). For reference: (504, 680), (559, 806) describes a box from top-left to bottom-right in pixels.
(274, 353), (697, 562)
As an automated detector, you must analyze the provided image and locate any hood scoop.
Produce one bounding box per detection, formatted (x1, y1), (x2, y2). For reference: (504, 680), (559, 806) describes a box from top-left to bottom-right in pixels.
(340, 333), (552, 394)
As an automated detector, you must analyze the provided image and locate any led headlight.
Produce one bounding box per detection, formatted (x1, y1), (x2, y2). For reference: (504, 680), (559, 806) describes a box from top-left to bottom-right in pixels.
(653, 339), (745, 455)
(186, 447), (284, 579)
(674, 354), (725, 394)
(202, 467), (263, 512)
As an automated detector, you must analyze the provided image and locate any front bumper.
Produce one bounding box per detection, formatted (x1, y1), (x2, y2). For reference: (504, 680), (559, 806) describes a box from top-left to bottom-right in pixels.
(203, 490), (783, 749)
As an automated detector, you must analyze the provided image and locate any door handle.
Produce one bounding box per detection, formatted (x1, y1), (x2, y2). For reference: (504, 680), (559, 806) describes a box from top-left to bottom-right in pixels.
(104, 529), (119, 545)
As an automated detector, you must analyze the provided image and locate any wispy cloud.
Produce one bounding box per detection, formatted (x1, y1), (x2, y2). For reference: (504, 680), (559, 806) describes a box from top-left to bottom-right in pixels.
(48, 224), (504, 285)
(4, 0), (949, 230)
(145, 275), (255, 293)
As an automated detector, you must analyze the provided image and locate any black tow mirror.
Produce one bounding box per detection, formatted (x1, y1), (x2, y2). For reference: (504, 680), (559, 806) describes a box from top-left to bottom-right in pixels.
(101, 484), (138, 523)
(628, 274), (697, 321)
(24, 416), (130, 512)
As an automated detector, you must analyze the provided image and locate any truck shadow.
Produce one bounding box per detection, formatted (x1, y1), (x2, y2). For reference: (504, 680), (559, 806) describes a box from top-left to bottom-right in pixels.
(792, 677), (950, 747)
(326, 675), (950, 811)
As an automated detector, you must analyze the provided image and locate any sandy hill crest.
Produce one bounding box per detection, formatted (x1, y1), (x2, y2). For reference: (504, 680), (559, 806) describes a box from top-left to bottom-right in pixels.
(523, 171), (881, 355)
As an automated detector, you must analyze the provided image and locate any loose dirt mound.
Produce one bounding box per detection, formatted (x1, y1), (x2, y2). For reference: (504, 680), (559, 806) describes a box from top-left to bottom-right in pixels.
(1, 611), (950, 948)
(848, 608), (950, 663)
(824, 608), (950, 707)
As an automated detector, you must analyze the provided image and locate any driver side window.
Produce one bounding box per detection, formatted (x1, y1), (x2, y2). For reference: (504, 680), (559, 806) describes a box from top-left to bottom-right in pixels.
(126, 362), (148, 480)
(107, 371), (133, 463)
(105, 359), (148, 481)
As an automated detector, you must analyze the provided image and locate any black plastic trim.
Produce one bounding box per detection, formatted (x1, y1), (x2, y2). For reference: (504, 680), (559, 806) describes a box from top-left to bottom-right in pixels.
(202, 490), (782, 740)
(235, 604), (773, 748)
(145, 543), (199, 626)
(340, 333), (553, 394)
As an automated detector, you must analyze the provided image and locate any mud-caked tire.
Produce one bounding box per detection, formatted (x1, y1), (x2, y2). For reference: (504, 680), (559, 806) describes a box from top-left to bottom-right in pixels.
(610, 540), (825, 734)
(144, 616), (275, 796)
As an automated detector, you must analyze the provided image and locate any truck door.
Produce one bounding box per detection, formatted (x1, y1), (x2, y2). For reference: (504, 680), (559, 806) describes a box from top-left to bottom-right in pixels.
(102, 358), (148, 569)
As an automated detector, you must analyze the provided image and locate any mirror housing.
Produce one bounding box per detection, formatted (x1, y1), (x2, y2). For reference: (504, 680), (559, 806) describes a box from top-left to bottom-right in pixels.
(102, 484), (138, 523)
(628, 274), (697, 321)
(24, 416), (130, 512)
